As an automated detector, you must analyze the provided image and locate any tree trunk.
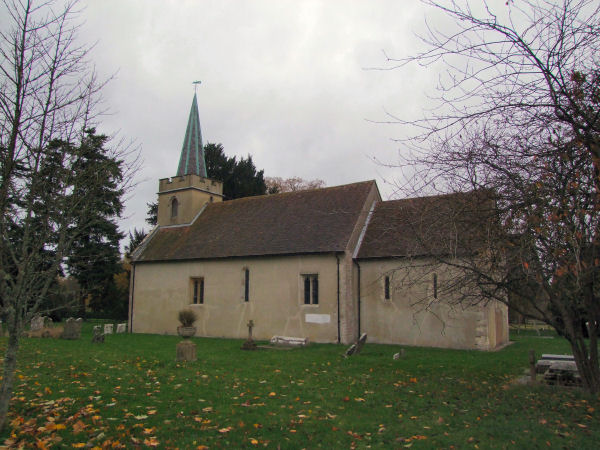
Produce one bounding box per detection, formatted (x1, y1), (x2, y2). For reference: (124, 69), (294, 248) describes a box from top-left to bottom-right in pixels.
(0, 326), (21, 431)
(569, 336), (600, 394)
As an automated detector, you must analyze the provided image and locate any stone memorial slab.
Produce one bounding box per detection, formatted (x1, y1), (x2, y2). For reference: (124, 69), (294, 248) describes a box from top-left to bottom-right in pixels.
(31, 316), (44, 331)
(344, 333), (368, 357)
(116, 323), (127, 333)
(269, 336), (308, 347)
(62, 317), (82, 340)
(92, 326), (105, 343)
(344, 343), (357, 357)
(104, 323), (114, 334)
(354, 333), (368, 355)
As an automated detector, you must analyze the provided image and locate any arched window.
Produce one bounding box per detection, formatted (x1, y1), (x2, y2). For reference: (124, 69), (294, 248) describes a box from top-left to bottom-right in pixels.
(171, 197), (179, 218)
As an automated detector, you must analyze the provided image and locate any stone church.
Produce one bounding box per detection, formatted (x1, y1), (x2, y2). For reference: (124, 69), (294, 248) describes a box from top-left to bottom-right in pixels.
(129, 94), (508, 350)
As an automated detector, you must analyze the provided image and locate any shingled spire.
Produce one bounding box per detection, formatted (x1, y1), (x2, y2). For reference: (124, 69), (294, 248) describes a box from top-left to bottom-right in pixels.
(176, 92), (207, 177)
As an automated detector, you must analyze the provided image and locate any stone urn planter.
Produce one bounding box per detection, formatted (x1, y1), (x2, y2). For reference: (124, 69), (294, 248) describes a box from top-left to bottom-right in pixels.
(177, 326), (196, 338)
(176, 309), (198, 362)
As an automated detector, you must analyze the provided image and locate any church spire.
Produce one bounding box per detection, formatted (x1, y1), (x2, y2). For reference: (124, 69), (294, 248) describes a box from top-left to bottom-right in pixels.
(176, 89), (207, 177)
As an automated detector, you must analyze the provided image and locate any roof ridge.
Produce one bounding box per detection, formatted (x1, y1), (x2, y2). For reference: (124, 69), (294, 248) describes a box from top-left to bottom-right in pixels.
(382, 188), (491, 205)
(209, 180), (376, 207)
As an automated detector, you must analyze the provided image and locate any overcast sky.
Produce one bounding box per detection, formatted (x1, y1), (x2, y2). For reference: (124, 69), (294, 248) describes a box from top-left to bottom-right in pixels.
(79, 0), (442, 243)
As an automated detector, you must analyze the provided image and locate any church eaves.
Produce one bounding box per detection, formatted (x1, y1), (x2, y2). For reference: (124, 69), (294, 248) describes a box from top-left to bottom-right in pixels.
(176, 93), (207, 177)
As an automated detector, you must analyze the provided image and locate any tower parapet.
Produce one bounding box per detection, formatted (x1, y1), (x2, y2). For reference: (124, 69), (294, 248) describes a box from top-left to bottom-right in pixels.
(157, 174), (223, 226)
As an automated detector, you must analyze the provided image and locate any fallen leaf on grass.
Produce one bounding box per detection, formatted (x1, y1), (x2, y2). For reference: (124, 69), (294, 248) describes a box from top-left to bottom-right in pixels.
(144, 437), (160, 447)
(218, 427), (232, 434)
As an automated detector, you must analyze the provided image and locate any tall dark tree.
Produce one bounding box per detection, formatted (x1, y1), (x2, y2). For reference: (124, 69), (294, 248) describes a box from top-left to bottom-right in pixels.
(386, 0), (600, 392)
(67, 130), (124, 316)
(125, 228), (147, 260)
(146, 201), (158, 227)
(205, 143), (267, 199)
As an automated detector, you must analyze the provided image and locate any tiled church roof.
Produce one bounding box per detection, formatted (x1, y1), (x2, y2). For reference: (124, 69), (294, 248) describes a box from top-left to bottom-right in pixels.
(136, 180), (376, 262)
(357, 190), (496, 259)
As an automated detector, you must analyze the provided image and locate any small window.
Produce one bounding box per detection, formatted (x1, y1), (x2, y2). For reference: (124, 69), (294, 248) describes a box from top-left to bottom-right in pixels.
(244, 268), (250, 302)
(302, 274), (318, 305)
(384, 275), (390, 300)
(171, 197), (179, 218)
(192, 277), (204, 304)
(433, 273), (438, 299)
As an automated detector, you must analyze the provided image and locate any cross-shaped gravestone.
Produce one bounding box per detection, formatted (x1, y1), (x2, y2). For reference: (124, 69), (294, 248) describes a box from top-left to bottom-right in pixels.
(247, 320), (254, 340)
(241, 319), (257, 350)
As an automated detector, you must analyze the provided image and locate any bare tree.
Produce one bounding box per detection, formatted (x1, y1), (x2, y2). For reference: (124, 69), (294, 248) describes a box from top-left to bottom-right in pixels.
(265, 176), (326, 194)
(381, 0), (600, 392)
(0, 0), (136, 429)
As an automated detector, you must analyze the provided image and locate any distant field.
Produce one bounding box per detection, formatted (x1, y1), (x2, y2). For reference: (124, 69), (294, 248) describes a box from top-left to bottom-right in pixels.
(1, 324), (598, 448)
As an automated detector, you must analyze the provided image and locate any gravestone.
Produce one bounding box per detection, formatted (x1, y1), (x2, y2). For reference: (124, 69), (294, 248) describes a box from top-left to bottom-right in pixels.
(43, 317), (53, 328)
(104, 323), (114, 334)
(241, 319), (257, 350)
(116, 323), (127, 333)
(393, 349), (406, 360)
(344, 343), (357, 357)
(355, 333), (368, 354)
(92, 325), (105, 343)
(344, 333), (368, 357)
(31, 316), (44, 331)
(62, 317), (82, 340)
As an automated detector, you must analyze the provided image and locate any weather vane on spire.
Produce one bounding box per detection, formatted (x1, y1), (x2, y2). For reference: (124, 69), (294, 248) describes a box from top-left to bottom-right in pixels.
(193, 80), (201, 93)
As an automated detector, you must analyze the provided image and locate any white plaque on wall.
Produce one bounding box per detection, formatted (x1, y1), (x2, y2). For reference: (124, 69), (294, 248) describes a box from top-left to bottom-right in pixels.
(305, 314), (331, 324)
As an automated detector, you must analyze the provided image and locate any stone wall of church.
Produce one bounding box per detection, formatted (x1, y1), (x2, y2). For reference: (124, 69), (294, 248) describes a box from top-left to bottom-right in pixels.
(357, 257), (509, 350)
(130, 254), (346, 343)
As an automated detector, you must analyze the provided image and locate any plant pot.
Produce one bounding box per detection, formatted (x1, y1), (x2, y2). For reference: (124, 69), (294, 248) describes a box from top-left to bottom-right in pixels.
(177, 326), (196, 338)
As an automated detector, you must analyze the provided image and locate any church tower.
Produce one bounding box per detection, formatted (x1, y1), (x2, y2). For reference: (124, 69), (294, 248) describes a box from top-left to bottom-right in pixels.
(157, 89), (223, 226)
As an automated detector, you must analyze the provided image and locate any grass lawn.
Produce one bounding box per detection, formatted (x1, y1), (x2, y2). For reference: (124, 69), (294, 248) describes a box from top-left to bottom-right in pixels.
(1, 325), (599, 448)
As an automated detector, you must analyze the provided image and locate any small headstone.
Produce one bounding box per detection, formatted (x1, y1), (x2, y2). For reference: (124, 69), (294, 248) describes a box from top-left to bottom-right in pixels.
(176, 340), (197, 362)
(116, 323), (127, 333)
(92, 326), (105, 343)
(61, 317), (82, 340)
(31, 316), (44, 331)
(43, 317), (53, 328)
(104, 324), (114, 334)
(344, 344), (357, 357)
(354, 333), (368, 355)
(393, 350), (407, 360)
(344, 333), (367, 357)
